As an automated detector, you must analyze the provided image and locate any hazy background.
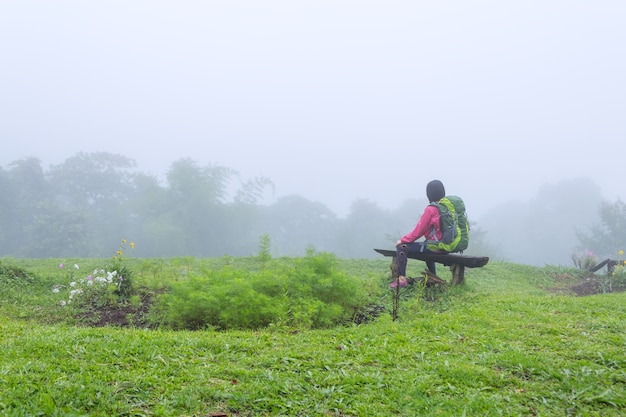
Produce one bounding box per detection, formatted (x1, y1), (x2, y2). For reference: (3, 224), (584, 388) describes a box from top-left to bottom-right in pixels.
(1, 1), (625, 264)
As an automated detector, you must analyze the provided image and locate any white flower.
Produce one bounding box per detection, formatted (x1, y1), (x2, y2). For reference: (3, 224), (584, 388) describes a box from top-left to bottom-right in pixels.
(70, 281), (77, 287)
(60, 300), (66, 306)
(52, 288), (60, 293)
(69, 289), (83, 299)
(74, 264), (79, 269)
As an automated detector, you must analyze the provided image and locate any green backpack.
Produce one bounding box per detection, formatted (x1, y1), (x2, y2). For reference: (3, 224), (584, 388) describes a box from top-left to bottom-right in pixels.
(426, 195), (469, 253)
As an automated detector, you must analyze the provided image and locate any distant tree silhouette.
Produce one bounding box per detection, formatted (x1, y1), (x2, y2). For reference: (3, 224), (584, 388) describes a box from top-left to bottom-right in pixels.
(576, 199), (626, 259)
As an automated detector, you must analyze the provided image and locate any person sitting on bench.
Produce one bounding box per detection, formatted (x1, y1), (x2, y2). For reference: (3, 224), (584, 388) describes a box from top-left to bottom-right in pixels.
(390, 179), (447, 289)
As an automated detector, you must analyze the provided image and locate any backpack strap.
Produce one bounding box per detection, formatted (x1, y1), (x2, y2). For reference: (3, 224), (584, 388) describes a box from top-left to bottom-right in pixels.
(426, 201), (441, 241)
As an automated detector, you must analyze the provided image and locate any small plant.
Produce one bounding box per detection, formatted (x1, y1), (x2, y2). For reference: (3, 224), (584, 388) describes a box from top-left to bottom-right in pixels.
(108, 238), (136, 300)
(52, 265), (124, 307)
(257, 233), (272, 266)
(610, 249), (626, 288)
(52, 263), (82, 306)
(571, 249), (598, 271)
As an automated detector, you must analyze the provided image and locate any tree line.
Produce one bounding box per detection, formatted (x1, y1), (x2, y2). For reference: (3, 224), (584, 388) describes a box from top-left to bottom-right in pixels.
(1, 152), (624, 264)
(0, 152), (416, 258)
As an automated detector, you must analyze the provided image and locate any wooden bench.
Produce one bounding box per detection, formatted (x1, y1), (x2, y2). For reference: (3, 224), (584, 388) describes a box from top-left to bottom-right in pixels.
(374, 248), (489, 285)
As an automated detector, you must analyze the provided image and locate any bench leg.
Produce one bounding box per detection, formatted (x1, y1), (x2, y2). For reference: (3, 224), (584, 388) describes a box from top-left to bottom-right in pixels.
(450, 264), (465, 286)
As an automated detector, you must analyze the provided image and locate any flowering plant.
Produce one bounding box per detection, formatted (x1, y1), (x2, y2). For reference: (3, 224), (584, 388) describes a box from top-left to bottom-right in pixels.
(52, 263), (82, 306)
(52, 239), (136, 306)
(113, 238), (135, 260)
(611, 249), (626, 287)
(571, 249), (598, 271)
(108, 238), (135, 300)
(53, 264), (126, 307)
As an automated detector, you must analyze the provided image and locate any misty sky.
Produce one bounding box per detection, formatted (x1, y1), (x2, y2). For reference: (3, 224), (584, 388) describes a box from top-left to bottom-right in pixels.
(1, 1), (625, 219)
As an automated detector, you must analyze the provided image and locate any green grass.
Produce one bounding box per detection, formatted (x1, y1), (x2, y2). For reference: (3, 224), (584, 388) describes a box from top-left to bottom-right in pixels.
(1, 257), (625, 416)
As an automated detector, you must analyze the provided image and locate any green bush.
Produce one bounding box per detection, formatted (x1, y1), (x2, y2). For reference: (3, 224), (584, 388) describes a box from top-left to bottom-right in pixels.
(0, 261), (34, 285)
(151, 251), (368, 330)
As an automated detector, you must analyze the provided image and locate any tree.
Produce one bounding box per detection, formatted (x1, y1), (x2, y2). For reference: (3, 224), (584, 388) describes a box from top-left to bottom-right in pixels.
(166, 158), (234, 204)
(0, 166), (10, 251)
(122, 172), (173, 257)
(524, 178), (603, 265)
(0, 158), (49, 256)
(577, 199), (626, 259)
(478, 177), (603, 265)
(388, 198), (428, 242)
(47, 152), (137, 210)
(263, 195), (338, 256)
(46, 152), (140, 255)
(23, 203), (91, 257)
(335, 199), (392, 258)
(164, 159), (236, 255)
(233, 176), (275, 205)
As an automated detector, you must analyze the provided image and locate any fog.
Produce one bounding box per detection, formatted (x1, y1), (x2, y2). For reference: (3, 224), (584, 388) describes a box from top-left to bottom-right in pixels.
(1, 2), (625, 264)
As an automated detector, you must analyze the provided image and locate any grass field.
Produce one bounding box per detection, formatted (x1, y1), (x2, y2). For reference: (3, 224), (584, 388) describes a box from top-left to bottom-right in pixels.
(1, 256), (624, 416)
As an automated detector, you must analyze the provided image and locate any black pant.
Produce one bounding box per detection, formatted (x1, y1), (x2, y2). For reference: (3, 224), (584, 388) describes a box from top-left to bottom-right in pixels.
(395, 241), (437, 275)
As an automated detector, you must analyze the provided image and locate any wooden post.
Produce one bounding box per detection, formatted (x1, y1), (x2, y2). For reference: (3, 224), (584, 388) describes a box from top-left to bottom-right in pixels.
(390, 256), (399, 279)
(390, 256), (400, 321)
(450, 264), (465, 286)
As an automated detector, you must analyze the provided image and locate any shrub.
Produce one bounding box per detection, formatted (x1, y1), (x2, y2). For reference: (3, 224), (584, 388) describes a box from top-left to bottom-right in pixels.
(151, 251), (368, 330)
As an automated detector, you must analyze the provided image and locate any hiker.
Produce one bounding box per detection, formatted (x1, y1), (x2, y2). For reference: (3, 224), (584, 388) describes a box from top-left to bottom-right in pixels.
(390, 179), (446, 289)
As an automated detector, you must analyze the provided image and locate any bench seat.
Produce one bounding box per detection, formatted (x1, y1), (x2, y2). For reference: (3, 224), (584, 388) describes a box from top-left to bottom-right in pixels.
(374, 248), (489, 285)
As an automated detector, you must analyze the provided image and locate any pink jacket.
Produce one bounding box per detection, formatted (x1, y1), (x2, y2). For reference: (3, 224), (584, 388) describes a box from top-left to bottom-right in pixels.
(400, 204), (442, 243)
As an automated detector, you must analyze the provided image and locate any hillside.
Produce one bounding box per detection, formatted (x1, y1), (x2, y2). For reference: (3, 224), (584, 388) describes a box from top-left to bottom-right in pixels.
(0, 257), (624, 416)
